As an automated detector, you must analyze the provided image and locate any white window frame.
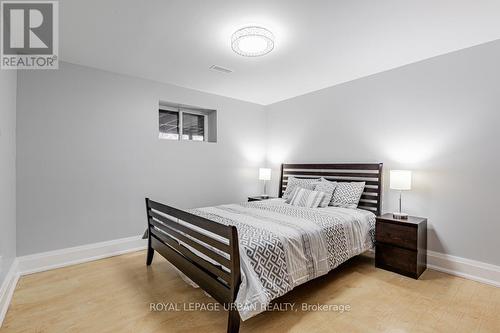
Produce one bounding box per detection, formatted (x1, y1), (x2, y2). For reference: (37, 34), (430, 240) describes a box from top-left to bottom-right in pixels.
(159, 106), (208, 142)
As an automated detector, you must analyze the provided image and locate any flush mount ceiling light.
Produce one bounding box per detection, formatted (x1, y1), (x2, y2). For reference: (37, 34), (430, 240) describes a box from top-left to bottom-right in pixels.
(231, 26), (275, 57)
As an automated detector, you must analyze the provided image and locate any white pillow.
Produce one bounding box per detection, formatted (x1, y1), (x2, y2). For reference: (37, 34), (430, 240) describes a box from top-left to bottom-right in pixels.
(313, 178), (338, 208)
(282, 177), (319, 199)
(287, 188), (325, 208)
(284, 187), (300, 204)
(330, 182), (365, 208)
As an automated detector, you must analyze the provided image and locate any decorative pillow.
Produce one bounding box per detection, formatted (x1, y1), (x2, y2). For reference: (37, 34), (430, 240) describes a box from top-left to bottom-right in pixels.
(313, 178), (338, 208)
(330, 182), (365, 208)
(284, 186), (301, 204)
(287, 188), (325, 208)
(282, 177), (319, 199)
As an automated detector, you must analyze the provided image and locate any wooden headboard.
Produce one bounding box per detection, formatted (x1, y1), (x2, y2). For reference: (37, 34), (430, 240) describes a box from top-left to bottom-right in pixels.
(278, 163), (383, 216)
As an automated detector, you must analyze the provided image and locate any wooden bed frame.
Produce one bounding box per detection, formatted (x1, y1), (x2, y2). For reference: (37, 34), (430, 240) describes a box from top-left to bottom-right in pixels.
(278, 163), (383, 215)
(145, 163), (383, 333)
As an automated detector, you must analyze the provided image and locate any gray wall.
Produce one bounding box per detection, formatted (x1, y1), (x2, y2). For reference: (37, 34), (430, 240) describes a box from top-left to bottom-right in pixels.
(15, 41), (500, 267)
(0, 71), (17, 283)
(17, 62), (266, 256)
(266, 40), (500, 266)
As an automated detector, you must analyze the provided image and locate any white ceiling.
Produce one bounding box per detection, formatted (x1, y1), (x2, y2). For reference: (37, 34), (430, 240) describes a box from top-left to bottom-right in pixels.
(60, 0), (500, 105)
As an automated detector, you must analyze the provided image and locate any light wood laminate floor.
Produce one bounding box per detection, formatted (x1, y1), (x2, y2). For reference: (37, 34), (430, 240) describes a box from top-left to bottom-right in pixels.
(1, 251), (499, 333)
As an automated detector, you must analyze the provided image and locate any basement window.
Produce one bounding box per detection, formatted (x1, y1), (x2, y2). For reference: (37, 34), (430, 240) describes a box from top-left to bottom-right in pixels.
(159, 102), (217, 142)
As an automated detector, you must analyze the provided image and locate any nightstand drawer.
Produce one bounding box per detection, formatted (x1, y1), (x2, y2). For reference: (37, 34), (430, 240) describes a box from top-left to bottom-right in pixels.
(376, 243), (417, 277)
(376, 221), (417, 250)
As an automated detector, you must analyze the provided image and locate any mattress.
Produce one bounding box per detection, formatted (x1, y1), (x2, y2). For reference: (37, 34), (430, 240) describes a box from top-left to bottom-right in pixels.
(176, 199), (376, 320)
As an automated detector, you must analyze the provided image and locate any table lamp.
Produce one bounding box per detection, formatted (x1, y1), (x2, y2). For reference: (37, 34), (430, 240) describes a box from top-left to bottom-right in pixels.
(259, 168), (271, 198)
(390, 170), (412, 219)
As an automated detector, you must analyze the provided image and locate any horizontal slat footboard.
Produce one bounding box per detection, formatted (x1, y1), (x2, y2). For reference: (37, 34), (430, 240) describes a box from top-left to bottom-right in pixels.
(145, 198), (241, 332)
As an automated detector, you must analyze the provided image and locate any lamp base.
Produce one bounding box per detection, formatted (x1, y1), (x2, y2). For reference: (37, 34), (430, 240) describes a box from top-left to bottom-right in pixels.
(393, 212), (409, 220)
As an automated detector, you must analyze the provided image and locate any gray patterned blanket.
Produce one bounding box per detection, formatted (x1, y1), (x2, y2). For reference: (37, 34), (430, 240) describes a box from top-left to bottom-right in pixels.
(187, 199), (375, 320)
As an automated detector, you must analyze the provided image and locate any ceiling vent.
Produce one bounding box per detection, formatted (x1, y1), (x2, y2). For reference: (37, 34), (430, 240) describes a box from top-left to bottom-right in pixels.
(209, 65), (233, 74)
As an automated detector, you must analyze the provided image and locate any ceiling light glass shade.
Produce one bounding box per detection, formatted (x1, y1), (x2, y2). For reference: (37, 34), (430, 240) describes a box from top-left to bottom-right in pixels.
(231, 26), (275, 57)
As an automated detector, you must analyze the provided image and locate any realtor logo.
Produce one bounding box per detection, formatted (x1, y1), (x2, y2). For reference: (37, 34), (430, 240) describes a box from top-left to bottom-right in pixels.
(1, 1), (58, 69)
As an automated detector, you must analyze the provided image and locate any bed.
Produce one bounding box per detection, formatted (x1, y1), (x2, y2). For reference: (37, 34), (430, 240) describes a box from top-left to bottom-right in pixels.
(145, 163), (383, 333)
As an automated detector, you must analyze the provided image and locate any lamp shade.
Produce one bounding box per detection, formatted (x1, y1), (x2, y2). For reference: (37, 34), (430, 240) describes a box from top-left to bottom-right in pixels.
(390, 170), (412, 190)
(259, 168), (271, 181)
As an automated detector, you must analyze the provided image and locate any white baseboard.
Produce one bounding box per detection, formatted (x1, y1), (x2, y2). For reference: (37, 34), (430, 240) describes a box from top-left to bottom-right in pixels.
(427, 250), (500, 287)
(17, 236), (147, 276)
(0, 235), (147, 327)
(2, 238), (498, 327)
(0, 259), (20, 327)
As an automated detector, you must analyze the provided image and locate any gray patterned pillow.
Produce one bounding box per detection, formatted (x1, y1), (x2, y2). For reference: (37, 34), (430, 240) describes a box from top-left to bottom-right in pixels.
(314, 178), (338, 208)
(282, 177), (319, 199)
(288, 188), (325, 208)
(331, 182), (365, 208)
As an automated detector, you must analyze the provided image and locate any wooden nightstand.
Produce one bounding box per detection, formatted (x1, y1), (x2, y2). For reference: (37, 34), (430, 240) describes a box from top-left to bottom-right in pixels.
(375, 213), (427, 279)
(248, 195), (276, 202)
